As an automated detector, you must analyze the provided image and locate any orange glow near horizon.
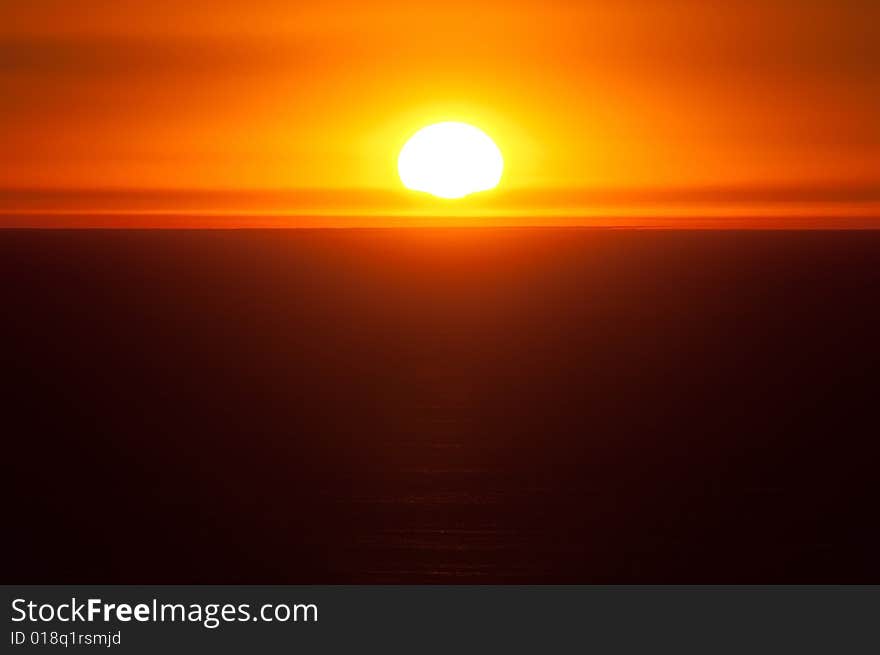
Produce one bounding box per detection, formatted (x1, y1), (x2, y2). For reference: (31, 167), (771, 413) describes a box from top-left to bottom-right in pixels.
(1, 0), (878, 226)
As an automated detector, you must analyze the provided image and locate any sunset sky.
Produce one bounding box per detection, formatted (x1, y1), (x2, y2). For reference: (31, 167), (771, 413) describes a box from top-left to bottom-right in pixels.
(2, 0), (878, 225)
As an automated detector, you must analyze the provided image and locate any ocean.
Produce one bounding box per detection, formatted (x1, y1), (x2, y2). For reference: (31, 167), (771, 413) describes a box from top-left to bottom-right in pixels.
(3, 228), (879, 582)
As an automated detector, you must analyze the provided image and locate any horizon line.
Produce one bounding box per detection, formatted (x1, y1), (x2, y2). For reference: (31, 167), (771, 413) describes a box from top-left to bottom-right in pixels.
(2, 185), (879, 229)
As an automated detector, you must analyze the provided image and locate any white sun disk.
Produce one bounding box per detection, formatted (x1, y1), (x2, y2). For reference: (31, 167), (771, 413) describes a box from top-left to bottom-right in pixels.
(398, 122), (503, 199)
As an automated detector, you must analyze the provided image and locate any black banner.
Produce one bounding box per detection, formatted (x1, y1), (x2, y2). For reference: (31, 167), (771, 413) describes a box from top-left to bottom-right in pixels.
(3, 586), (878, 653)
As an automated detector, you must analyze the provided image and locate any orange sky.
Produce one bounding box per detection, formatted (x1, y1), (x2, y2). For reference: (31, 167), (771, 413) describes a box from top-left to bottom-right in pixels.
(1, 0), (878, 224)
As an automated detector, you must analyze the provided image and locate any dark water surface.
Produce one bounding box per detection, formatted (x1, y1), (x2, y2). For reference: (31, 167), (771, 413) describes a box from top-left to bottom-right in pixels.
(3, 228), (879, 582)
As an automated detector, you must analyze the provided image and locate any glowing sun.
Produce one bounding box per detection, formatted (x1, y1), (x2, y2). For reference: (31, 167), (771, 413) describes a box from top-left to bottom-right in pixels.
(398, 122), (504, 199)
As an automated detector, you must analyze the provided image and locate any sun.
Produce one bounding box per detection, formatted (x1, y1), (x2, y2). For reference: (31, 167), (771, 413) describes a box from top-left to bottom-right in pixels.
(398, 122), (504, 199)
